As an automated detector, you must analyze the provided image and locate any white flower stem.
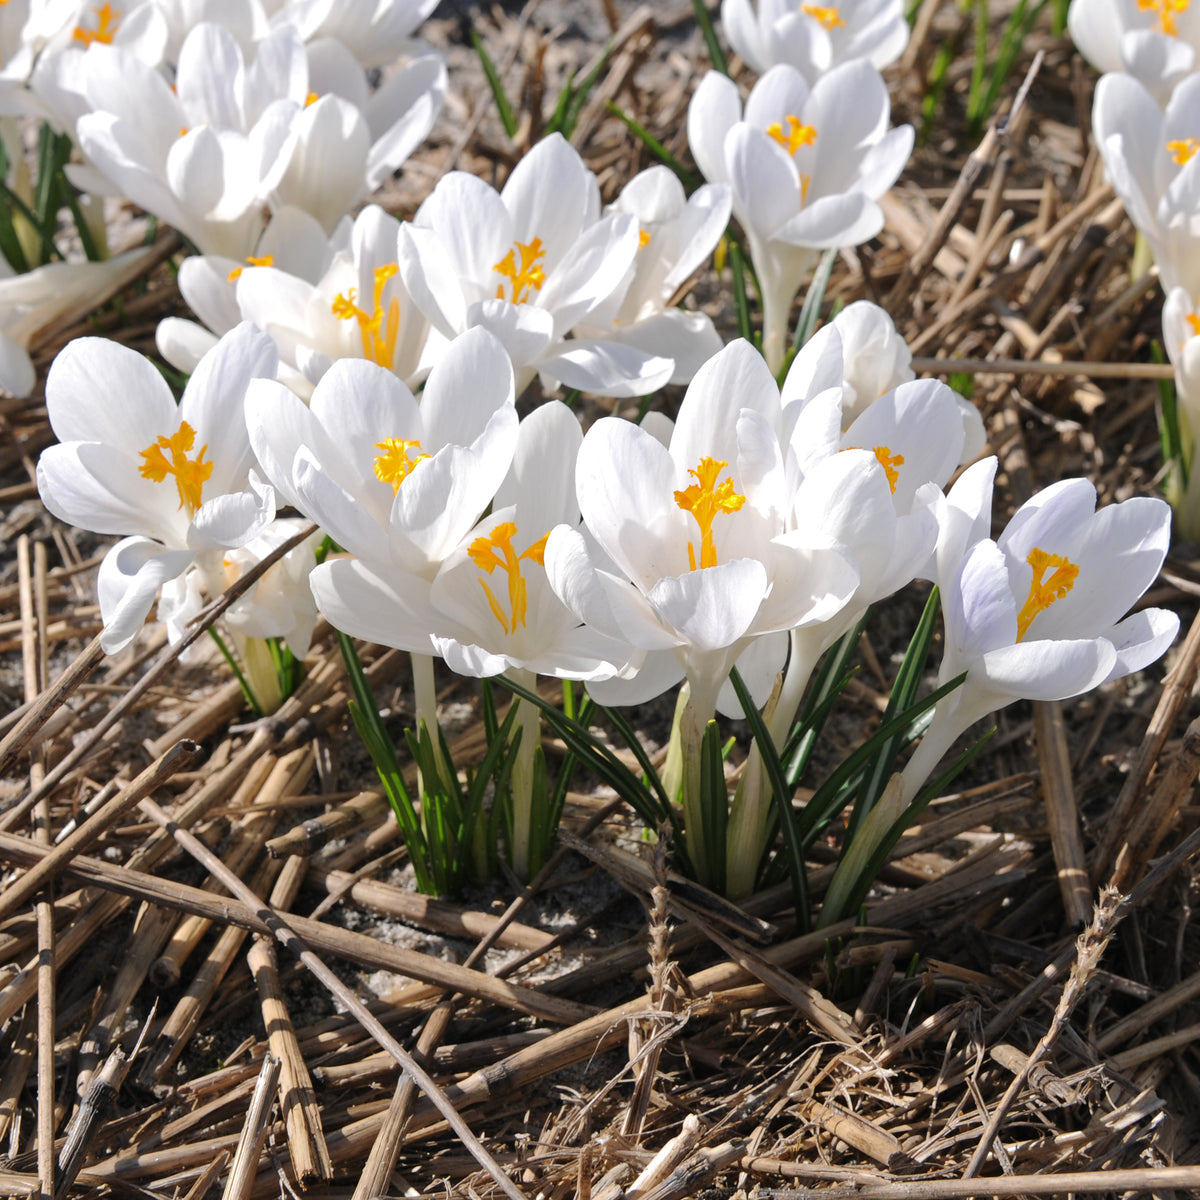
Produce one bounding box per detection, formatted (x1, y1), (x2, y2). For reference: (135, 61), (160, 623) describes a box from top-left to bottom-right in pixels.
(679, 682), (719, 888)
(411, 651), (452, 794)
(508, 668), (540, 882)
(725, 629), (820, 899)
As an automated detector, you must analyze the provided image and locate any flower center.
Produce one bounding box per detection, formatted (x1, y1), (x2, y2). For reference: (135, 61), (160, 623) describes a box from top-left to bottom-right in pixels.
(138, 420), (213, 519)
(1168, 137), (1200, 166)
(1188, 298), (1200, 338)
(73, 2), (121, 44)
(332, 263), (402, 368)
(802, 3), (846, 28)
(1016, 546), (1079, 641)
(766, 114), (818, 156)
(227, 254), (274, 283)
(1139, 0), (1189, 34)
(373, 438), (429, 494)
(305, 91), (319, 106)
(493, 237), (546, 304)
(674, 457), (746, 571)
(469, 522), (550, 634)
(638, 227), (651, 248)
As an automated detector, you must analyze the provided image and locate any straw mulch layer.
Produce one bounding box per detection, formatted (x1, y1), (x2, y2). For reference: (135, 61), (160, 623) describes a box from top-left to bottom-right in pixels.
(2, 1), (1200, 1197)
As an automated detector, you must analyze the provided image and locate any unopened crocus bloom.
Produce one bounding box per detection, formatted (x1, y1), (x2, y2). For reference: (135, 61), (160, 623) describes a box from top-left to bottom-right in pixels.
(722, 0), (910, 83)
(571, 166), (731, 385)
(36, 323), (279, 652)
(688, 61), (912, 372)
(1162, 285), (1200, 536)
(1069, 0), (1200, 104)
(1093, 70), (1200, 297)
(822, 476), (1180, 925)
(545, 339), (859, 882)
(398, 133), (674, 397)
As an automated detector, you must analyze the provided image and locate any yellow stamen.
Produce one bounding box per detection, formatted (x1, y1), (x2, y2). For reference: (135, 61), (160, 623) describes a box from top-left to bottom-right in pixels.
(1139, 0), (1189, 35)
(468, 523), (549, 634)
(138, 420), (213, 519)
(372, 438), (428, 494)
(802, 3), (846, 28)
(73, 2), (121, 44)
(872, 445), (904, 493)
(1169, 137), (1200, 166)
(305, 91), (319, 106)
(638, 228), (651, 248)
(766, 114), (818, 156)
(673, 457), (746, 571)
(493, 237), (547, 304)
(1015, 546), (1079, 641)
(227, 254), (274, 283)
(1187, 298), (1200, 338)
(331, 263), (402, 367)
(800, 174), (812, 205)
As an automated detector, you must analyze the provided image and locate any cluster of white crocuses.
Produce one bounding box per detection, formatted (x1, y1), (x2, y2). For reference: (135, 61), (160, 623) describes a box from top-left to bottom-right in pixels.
(36, 295), (1179, 895)
(156, 135), (732, 400)
(1071, 0), (1200, 537)
(0, 0), (446, 396)
(691, 0), (914, 372)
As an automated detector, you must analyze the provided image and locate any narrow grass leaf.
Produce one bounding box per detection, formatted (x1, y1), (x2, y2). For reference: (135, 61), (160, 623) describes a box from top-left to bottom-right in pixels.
(471, 28), (519, 139)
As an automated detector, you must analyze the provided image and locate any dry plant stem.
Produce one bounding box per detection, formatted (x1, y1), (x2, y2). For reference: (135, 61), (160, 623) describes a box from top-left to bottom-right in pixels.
(352, 1000), (454, 1200)
(886, 53), (1040, 307)
(964, 887), (1125, 1178)
(909, 355), (1174, 379)
(220, 1053), (279, 1200)
(0, 739), (198, 924)
(140, 855), (286, 1085)
(136, 796), (530, 1200)
(0, 830), (592, 1024)
(0, 634), (103, 778)
(2, 520), (318, 827)
(55, 1048), (129, 1200)
(761, 1167), (1200, 1198)
(1034, 700), (1091, 927)
(1092, 605), (1200, 881)
(248, 938), (331, 1184)
(1109, 716), (1200, 891)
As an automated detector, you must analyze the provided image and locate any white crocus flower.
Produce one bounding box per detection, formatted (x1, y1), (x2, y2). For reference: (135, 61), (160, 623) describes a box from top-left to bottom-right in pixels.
(271, 0), (440, 68)
(1093, 70), (1200, 296)
(398, 133), (674, 398)
(1069, 0), (1200, 104)
(822, 476), (1180, 925)
(545, 339), (859, 883)
(723, 0), (910, 83)
(36, 323), (279, 653)
(262, 40), (446, 231)
(161, 205), (431, 394)
(245, 325), (518, 580)
(157, 205), (351, 376)
(688, 61), (912, 372)
(74, 25), (304, 256)
(313, 401), (638, 879)
(571, 166), (731, 385)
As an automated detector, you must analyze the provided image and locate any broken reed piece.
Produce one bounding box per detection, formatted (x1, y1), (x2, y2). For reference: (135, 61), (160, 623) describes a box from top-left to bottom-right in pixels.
(219, 1052), (280, 1200)
(0, 738), (199, 924)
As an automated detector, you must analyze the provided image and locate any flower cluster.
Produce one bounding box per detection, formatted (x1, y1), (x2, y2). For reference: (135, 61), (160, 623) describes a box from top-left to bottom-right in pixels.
(26, 0), (1182, 903)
